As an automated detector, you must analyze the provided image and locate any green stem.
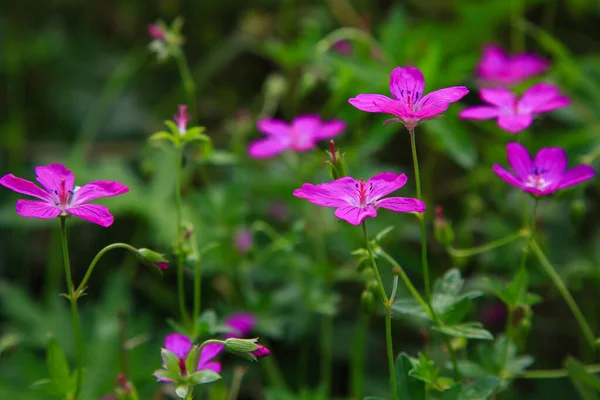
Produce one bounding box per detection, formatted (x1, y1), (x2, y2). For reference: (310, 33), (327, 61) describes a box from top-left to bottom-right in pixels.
(172, 47), (196, 116)
(350, 313), (369, 399)
(192, 259), (201, 336)
(531, 240), (596, 349)
(519, 364), (600, 379)
(361, 222), (397, 400)
(447, 232), (526, 258)
(75, 243), (138, 295)
(519, 199), (538, 273)
(409, 129), (431, 302)
(60, 218), (84, 399)
(320, 314), (333, 396)
(174, 146), (189, 325)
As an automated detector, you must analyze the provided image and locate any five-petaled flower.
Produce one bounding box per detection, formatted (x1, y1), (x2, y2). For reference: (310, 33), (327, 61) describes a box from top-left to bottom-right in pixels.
(348, 66), (469, 130)
(493, 142), (596, 196)
(459, 83), (570, 133)
(0, 164), (129, 227)
(248, 115), (346, 158)
(174, 105), (189, 134)
(476, 45), (550, 87)
(293, 172), (426, 225)
(159, 333), (222, 380)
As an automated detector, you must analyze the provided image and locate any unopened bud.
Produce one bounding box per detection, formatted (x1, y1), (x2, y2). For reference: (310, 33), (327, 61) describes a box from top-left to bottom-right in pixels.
(251, 343), (271, 358)
(434, 206), (454, 246)
(361, 290), (375, 314)
(224, 338), (270, 362)
(326, 140), (348, 180)
(367, 280), (380, 294)
(137, 248), (169, 271)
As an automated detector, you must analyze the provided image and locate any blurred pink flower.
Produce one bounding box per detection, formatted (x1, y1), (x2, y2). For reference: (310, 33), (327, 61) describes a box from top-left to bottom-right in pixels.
(348, 66), (468, 130)
(234, 229), (253, 253)
(224, 312), (256, 338)
(459, 83), (570, 133)
(0, 164), (128, 227)
(248, 115), (346, 158)
(294, 172), (426, 225)
(476, 45), (549, 87)
(332, 39), (353, 56)
(147, 24), (166, 41)
(493, 142), (595, 196)
(174, 105), (189, 134)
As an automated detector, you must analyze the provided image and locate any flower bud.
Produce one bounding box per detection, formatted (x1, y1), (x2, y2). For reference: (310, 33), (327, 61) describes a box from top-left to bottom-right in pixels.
(361, 290), (375, 314)
(224, 338), (265, 362)
(251, 343), (271, 358)
(137, 248), (168, 271)
(433, 206), (454, 246)
(326, 140), (348, 180)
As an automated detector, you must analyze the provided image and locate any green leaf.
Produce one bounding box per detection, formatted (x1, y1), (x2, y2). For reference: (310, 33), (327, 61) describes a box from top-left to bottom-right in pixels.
(391, 299), (430, 320)
(396, 353), (426, 400)
(164, 120), (180, 136)
(46, 337), (71, 396)
(433, 322), (494, 340)
(149, 131), (175, 144)
(440, 385), (462, 400)
(161, 348), (180, 373)
(459, 377), (500, 399)
(409, 353), (440, 390)
(175, 384), (190, 399)
(189, 370), (222, 385)
(566, 357), (600, 399)
(431, 269), (482, 322)
(153, 369), (178, 382)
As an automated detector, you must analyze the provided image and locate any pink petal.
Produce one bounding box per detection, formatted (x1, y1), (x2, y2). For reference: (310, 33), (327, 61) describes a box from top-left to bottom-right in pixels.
(492, 164), (523, 189)
(374, 100), (413, 120)
(257, 118), (290, 137)
(334, 205), (377, 225)
(70, 180), (129, 206)
(497, 114), (533, 133)
(459, 106), (501, 120)
(480, 87), (517, 109)
(366, 173), (408, 202)
(509, 54), (549, 81)
(164, 333), (192, 359)
(248, 138), (289, 159)
(375, 197), (426, 213)
(518, 83), (570, 114)
(312, 119), (346, 140)
(66, 204), (114, 227)
(225, 313), (256, 337)
(534, 147), (567, 182)
(389, 66), (425, 102)
(35, 164), (75, 193)
(348, 94), (394, 112)
(414, 103), (449, 120)
(198, 343), (224, 368)
(476, 45), (509, 80)
(418, 86), (469, 108)
(199, 361), (221, 374)
(559, 165), (596, 190)
(15, 200), (61, 219)
(0, 174), (51, 201)
(506, 142), (533, 180)
(293, 177), (357, 207)
(292, 115), (321, 137)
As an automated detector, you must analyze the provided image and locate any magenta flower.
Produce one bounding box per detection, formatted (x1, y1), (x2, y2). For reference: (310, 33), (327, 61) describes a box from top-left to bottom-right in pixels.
(161, 333), (222, 380)
(459, 83), (570, 133)
(493, 142), (596, 196)
(0, 164), (128, 227)
(293, 172), (426, 225)
(224, 313), (256, 338)
(476, 45), (549, 87)
(248, 115), (346, 158)
(174, 105), (189, 134)
(332, 39), (353, 56)
(252, 343), (271, 358)
(147, 24), (166, 41)
(234, 229), (253, 254)
(348, 66), (468, 130)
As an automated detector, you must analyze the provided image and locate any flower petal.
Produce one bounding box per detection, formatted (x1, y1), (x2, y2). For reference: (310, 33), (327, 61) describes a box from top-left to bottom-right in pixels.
(248, 138), (289, 159)
(164, 333), (192, 359)
(518, 83), (570, 114)
(559, 165), (596, 190)
(15, 200), (61, 219)
(375, 197), (426, 213)
(70, 180), (129, 206)
(476, 45), (509, 80)
(389, 66), (425, 102)
(0, 174), (51, 200)
(459, 106), (501, 120)
(334, 205), (377, 225)
(348, 94), (394, 112)
(66, 204), (115, 227)
(257, 118), (290, 137)
(492, 164), (523, 189)
(509, 54), (549, 82)
(199, 361), (222, 374)
(418, 86), (469, 109)
(198, 343), (224, 368)
(373, 100), (413, 120)
(480, 87), (517, 109)
(293, 177), (357, 207)
(225, 313), (256, 337)
(506, 142), (533, 180)
(35, 164), (75, 193)
(367, 173), (408, 202)
(497, 114), (533, 133)
(312, 119), (346, 140)
(534, 147), (567, 183)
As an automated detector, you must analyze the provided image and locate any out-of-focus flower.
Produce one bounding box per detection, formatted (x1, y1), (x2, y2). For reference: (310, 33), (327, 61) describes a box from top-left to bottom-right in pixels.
(224, 312), (256, 338)
(348, 66), (468, 130)
(459, 83), (570, 133)
(331, 39), (354, 56)
(294, 172), (426, 225)
(147, 24), (166, 41)
(268, 201), (289, 222)
(248, 115), (346, 158)
(149, 105), (208, 147)
(234, 229), (253, 253)
(476, 45), (550, 87)
(0, 164), (128, 227)
(174, 105), (190, 134)
(493, 142), (596, 196)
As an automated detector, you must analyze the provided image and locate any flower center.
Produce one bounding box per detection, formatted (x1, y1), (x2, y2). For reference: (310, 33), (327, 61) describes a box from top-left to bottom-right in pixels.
(525, 166), (551, 190)
(355, 180), (373, 208)
(51, 179), (78, 213)
(178, 357), (188, 376)
(400, 89), (421, 111)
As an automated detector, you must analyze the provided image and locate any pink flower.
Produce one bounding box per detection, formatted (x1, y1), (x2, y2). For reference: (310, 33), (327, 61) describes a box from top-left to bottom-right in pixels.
(293, 172), (426, 225)
(174, 105), (189, 134)
(248, 115), (346, 158)
(224, 313), (256, 338)
(155, 262), (169, 271)
(147, 24), (166, 41)
(493, 142), (596, 196)
(234, 229), (253, 253)
(161, 333), (222, 379)
(0, 164), (128, 227)
(459, 83), (570, 133)
(251, 343), (270, 358)
(348, 66), (468, 130)
(332, 39), (353, 56)
(476, 45), (550, 87)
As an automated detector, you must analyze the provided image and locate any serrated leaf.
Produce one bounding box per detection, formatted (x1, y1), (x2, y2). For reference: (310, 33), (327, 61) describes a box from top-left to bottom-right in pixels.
(433, 322), (493, 340)
(46, 337), (71, 396)
(396, 353), (426, 400)
(189, 370), (222, 385)
(459, 377), (500, 399)
(409, 353), (440, 390)
(432, 269), (482, 322)
(391, 299), (431, 320)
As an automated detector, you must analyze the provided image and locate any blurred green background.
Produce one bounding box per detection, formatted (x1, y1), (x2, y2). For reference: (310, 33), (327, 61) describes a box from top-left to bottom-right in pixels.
(2, 0), (600, 399)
